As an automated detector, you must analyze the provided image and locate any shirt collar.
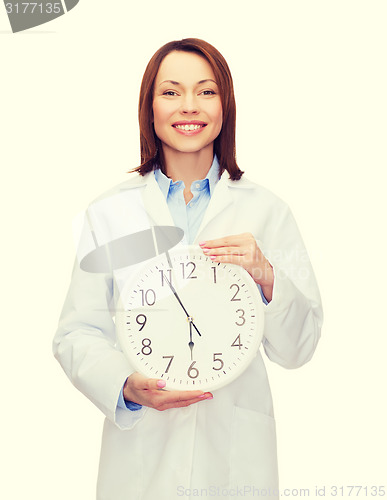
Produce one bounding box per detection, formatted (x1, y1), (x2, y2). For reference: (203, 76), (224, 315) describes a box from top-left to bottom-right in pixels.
(154, 155), (220, 199)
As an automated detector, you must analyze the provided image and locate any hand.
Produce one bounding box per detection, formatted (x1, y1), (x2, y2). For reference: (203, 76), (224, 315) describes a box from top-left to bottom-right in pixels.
(123, 372), (213, 411)
(199, 233), (274, 302)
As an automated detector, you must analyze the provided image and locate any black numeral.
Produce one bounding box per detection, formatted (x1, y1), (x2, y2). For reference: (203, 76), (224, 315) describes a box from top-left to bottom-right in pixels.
(162, 355), (174, 373)
(140, 289), (156, 306)
(141, 338), (152, 355)
(187, 361), (199, 378)
(231, 334), (243, 350)
(212, 353), (224, 371)
(136, 314), (147, 331)
(235, 309), (245, 326)
(230, 283), (241, 301)
(159, 269), (172, 287)
(181, 261), (197, 279)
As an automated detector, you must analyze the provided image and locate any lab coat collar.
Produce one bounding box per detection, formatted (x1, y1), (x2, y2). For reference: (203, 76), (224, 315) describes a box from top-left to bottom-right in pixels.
(153, 154), (221, 199)
(117, 167), (256, 238)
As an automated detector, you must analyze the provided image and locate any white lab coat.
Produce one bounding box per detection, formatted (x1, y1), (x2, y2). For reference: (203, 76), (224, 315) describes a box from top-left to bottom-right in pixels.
(53, 170), (323, 500)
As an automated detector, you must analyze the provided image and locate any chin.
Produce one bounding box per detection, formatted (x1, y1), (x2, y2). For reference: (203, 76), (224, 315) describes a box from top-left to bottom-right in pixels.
(172, 140), (214, 155)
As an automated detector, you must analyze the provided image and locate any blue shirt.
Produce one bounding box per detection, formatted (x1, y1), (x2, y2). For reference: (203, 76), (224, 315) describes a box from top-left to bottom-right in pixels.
(153, 156), (220, 244)
(118, 156), (220, 411)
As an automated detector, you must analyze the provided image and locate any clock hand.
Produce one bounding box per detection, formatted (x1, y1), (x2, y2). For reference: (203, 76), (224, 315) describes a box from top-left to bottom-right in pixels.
(162, 267), (202, 337)
(188, 318), (195, 361)
(163, 272), (190, 316)
(190, 320), (202, 338)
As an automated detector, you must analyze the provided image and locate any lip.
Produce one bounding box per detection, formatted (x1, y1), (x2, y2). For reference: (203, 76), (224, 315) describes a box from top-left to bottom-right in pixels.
(172, 120), (207, 136)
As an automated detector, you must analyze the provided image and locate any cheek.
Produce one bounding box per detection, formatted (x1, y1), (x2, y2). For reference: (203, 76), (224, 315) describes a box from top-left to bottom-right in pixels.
(152, 102), (168, 139)
(153, 99), (176, 124)
(152, 101), (164, 126)
(208, 99), (223, 122)
(211, 102), (223, 131)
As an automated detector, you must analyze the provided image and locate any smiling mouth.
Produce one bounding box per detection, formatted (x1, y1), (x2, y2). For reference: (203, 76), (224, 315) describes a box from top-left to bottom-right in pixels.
(173, 123), (207, 131)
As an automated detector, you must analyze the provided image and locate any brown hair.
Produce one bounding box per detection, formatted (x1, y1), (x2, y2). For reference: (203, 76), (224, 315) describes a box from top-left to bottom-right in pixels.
(131, 38), (243, 180)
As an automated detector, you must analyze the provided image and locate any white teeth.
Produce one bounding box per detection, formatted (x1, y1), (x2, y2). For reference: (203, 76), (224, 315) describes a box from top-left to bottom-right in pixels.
(175, 124), (203, 131)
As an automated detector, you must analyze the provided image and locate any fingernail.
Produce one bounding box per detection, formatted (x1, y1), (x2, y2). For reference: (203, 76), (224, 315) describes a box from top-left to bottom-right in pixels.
(198, 241), (207, 246)
(209, 256), (217, 260)
(157, 380), (166, 388)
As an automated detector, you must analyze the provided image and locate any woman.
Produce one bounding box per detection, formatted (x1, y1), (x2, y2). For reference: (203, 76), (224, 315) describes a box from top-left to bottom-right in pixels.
(53, 38), (323, 500)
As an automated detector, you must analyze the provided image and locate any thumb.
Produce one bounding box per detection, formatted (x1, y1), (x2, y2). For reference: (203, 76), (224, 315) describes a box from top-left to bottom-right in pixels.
(133, 373), (166, 391)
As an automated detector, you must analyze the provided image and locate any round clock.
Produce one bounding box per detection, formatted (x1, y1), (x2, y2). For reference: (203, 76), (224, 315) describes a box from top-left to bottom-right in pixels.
(115, 245), (264, 392)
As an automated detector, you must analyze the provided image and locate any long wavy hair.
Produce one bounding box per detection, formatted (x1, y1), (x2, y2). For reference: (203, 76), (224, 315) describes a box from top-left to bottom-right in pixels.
(131, 38), (243, 180)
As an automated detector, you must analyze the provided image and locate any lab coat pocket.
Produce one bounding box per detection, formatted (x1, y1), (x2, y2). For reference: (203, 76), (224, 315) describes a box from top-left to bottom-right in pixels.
(230, 406), (279, 494)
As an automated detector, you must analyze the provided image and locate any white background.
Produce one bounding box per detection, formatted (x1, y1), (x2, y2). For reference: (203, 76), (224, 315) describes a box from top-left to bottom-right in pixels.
(1, 1), (386, 498)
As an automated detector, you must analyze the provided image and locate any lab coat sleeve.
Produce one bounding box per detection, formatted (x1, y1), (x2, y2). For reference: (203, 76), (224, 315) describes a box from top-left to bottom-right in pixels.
(261, 203), (323, 369)
(52, 259), (148, 430)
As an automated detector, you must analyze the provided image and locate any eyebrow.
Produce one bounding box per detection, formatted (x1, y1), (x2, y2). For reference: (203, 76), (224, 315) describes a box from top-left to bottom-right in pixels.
(158, 79), (218, 87)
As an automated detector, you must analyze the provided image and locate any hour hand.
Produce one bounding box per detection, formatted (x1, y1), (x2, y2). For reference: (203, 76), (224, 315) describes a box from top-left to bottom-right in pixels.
(188, 319), (194, 360)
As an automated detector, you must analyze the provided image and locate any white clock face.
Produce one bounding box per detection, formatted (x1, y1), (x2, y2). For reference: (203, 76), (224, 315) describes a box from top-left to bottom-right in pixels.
(116, 245), (264, 392)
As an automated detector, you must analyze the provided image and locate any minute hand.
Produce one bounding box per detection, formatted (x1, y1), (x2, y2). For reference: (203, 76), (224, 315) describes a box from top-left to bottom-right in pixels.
(162, 273), (202, 337)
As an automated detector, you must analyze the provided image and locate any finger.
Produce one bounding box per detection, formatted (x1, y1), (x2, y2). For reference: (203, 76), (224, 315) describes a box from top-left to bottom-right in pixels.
(199, 234), (247, 249)
(202, 246), (246, 257)
(132, 374), (167, 391)
(156, 389), (205, 404)
(208, 254), (249, 267)
(146, 390), (208, 411)
(158, 393), (214, 411)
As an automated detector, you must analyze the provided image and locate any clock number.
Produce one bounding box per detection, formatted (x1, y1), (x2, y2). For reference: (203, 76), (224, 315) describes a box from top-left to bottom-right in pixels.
(162, 355), (174, 373)
(211, 266), (217, 283)
(140, 289), (156, 306)
(159, 269), (172, 287)
(231, 334), (243, 350)
(141, 338), (152, 355)
(187, 361), (199, 379)
(181, 261), (197, 279)
(212, 353), (224, 371)
(136, 314), (147, 331)
(235, 309), (246, 326)
(230, 283), (241, 301)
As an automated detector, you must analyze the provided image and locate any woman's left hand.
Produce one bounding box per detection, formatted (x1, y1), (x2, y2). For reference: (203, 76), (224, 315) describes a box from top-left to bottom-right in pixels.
(199, 233), (274, 302)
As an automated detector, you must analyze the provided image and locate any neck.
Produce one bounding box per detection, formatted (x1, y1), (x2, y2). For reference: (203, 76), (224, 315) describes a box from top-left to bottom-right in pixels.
(162, 144), (214, 186)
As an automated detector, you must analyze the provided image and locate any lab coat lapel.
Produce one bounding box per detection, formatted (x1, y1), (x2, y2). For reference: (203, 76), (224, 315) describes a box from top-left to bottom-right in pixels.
(141, 173), (175, 228)
(139, 171), (234, 242)
(194, 176), (233, 242)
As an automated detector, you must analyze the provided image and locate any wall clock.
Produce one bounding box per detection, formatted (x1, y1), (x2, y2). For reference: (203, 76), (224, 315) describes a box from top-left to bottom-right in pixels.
(116, 245), (264, 392)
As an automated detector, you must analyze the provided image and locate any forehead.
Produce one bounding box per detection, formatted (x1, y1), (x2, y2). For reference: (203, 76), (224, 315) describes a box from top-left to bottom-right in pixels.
(155, 51), (216, 84)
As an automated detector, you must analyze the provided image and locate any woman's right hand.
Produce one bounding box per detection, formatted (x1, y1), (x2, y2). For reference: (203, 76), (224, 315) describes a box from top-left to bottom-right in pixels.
(123, 372), (213, 411)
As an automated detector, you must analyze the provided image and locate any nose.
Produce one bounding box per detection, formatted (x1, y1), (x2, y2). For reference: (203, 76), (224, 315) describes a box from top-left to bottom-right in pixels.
(181, 94), (199, 114)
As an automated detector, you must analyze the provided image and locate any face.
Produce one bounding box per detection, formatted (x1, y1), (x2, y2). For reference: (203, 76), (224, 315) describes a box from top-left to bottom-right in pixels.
(152, 51), (223, 157)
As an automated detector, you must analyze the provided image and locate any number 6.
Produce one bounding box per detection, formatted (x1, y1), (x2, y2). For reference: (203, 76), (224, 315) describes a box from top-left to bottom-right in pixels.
(187, 361), (199, 379)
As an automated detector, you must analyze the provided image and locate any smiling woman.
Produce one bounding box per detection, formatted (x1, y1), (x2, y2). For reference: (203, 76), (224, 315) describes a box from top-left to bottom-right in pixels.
(53, 38), (323, 500)
(152, 51), (223, 198)
(135, 38), (241, 182)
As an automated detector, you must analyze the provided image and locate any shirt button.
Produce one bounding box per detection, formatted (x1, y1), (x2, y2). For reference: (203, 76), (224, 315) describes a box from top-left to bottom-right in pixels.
(195, 183), (200, 189)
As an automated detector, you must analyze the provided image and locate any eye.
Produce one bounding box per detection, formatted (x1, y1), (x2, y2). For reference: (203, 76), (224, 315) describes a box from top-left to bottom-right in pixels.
(200, 90), (216, 96)
(163, 90), (178, 96)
